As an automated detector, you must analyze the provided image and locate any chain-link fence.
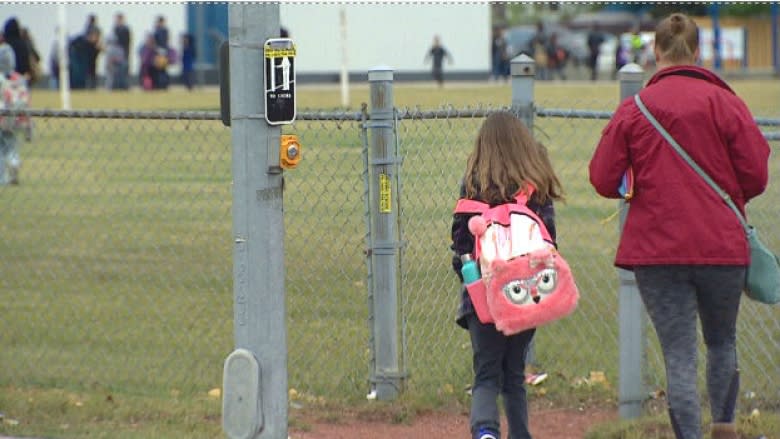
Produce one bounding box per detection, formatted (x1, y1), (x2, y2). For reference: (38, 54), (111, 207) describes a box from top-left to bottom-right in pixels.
(1, 88), (779, 431)
(396, 104), (780, 414)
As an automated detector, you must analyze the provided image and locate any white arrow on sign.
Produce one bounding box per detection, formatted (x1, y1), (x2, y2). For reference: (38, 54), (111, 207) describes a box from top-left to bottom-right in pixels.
(269, 57), (293, 92)
(281, 57), (291, 91)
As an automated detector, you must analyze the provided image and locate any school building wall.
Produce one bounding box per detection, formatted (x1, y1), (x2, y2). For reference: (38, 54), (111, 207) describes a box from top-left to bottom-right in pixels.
(692, 15), (777, 72)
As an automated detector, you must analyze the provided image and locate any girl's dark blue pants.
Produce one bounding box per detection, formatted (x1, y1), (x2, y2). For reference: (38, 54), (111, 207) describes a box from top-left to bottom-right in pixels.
(467, 313), (535, 439)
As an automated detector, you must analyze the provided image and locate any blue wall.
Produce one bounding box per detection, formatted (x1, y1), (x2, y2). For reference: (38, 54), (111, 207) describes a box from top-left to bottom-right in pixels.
(186, 3), (228, 66)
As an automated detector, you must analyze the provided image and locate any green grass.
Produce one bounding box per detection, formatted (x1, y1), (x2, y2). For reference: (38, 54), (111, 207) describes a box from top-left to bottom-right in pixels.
(1, 80), (779, 438)
(585, 411), (780, 439)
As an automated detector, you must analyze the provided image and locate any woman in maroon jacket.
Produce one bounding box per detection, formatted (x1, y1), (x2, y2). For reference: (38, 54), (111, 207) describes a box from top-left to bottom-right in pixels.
(589, 13), (769, 439)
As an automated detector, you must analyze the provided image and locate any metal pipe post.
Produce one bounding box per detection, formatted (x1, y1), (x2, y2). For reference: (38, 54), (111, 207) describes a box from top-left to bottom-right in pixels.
(56, 5), (71, 110)
(772, 3), (779, 75)
(223, 4), (287, 439)
(367, 66), (402, 400)
(710, 4), (723, 71)
(616, 63), (646, 420)
(510, 52), (538, 368)
(195, 4), (206, 87)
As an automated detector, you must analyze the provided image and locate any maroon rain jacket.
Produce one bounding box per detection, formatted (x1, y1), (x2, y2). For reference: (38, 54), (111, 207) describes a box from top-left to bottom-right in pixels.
(589, 65), (770, 269)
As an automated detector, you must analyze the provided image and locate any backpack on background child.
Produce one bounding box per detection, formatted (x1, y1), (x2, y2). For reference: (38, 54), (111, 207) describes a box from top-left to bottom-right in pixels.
(454, 187), (579, 335)
(0, 71), (31, 133)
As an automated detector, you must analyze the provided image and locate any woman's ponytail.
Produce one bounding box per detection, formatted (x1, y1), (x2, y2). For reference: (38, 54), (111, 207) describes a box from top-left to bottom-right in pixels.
(655, 13), (699, 64)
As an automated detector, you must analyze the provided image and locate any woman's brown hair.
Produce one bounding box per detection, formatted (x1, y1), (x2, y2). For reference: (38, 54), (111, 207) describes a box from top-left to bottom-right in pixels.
(464, 111), (564, 205)
(655, 13), (699, 63)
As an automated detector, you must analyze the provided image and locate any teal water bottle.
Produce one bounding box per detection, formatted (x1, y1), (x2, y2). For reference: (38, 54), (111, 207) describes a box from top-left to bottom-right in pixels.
(460, 254), (481, 284)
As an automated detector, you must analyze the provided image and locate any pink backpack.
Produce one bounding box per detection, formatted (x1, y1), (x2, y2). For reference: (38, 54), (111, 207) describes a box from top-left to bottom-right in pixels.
(454, 189), (579, 335)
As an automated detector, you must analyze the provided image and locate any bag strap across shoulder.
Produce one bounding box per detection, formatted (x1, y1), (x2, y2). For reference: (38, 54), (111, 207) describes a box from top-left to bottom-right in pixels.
(633, 94), (749, 233)
(453, 187), (533, 214)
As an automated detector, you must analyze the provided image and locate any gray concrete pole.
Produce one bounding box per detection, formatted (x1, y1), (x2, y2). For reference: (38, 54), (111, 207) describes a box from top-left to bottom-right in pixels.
(616, 62), (646, 420)
(510, 53), (538, 368)
(367, 66), (402, 400)
(222, 4), (287, 439)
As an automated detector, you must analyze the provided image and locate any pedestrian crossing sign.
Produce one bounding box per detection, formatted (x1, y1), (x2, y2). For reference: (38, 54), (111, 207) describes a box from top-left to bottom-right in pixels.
(264, 38), (296, 125)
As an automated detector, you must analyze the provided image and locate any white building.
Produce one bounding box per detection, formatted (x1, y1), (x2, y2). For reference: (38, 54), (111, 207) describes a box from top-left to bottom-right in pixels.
(281, 3), (491, 75)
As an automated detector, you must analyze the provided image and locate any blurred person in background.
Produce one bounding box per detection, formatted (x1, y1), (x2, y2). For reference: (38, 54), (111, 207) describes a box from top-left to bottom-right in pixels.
(85, 14), (100, 37)
(2, 18), (31, 82)
(179, 33), (195, 90)
(586, 24), (604, 81)
(151, 16), (171, 89)
(589, 13), (770, 439)
(113, 12), (132, 74)
(613, 31), (632, 79)
(530, 21), (548, 80)
(83, 14), (102, 89)
(2, 19), (33, 145)
(423, 34), (453, 88)
(545, 32), (568, 81)
(0, 31), (26, 185)
(68, 27), (100, 89)
(138, 33), (157, 90)
(153, 15), (169, 49)
(104, 33), (128, 90)
(490, 27), (509, 82)
(48, 27), (60, 89)
(20, 27), (40, 85)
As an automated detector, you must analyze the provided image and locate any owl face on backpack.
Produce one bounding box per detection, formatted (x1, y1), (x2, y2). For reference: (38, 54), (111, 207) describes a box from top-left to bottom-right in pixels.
(486, 247), (578, 335)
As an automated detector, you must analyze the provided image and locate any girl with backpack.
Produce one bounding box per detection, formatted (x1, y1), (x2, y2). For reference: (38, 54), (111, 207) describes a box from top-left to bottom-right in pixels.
(451, 111), (565, 439)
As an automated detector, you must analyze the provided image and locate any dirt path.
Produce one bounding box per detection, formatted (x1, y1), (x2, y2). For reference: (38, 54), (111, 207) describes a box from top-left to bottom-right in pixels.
(290, 407), (618, 438)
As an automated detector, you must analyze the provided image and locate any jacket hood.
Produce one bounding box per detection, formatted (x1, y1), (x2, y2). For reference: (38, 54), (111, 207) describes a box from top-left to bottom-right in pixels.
(646, 65), (735, 95)
(3, 18), (20, 40)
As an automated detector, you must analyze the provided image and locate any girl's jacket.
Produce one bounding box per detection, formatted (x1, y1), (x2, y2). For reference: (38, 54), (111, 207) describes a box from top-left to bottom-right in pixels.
(589, 65), (770, 269)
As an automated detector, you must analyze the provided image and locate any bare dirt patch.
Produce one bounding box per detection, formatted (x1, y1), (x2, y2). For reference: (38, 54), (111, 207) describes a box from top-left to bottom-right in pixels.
(290, 406), (618, 439)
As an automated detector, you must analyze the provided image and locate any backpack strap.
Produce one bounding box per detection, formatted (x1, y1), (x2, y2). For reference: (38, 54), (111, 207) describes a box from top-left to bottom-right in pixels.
(514, 184), (535, 204)
(453, 185), (536, 214)
(453, 198), (489, 214)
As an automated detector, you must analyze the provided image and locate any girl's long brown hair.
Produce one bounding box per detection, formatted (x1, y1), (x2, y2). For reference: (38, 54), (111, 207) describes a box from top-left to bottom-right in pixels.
(464, 111), (564, 205)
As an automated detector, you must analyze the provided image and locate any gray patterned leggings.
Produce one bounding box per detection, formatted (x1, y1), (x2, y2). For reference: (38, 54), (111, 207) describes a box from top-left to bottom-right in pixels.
(634, 265), (744, 439)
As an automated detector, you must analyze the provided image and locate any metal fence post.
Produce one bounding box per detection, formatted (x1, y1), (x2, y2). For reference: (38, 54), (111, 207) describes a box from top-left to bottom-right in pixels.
(222, 4), (287, 439)
(510, 53), (538, 368)
(511, 53), (536, 129)
(772, 3), (780, 76)
(617, 62), (646, 420)
(367, 66), (402, 400)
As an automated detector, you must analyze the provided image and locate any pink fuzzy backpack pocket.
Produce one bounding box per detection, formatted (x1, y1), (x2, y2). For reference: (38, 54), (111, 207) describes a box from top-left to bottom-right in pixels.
(454, 189), (579, 335)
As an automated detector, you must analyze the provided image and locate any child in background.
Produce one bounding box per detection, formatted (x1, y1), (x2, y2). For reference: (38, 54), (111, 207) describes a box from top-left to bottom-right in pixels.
(180, 33), (196, 90)
(0, 31), (25, 185)
(450, 111), (564, 439)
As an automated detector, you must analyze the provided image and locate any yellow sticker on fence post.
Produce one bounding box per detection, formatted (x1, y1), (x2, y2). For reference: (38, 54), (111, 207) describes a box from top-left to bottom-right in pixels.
(379, 173), (392, 213)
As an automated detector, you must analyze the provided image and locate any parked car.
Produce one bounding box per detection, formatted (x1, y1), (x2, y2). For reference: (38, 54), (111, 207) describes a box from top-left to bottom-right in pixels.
(503, 25), (536, 59)
(503, 24), (589, 66)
